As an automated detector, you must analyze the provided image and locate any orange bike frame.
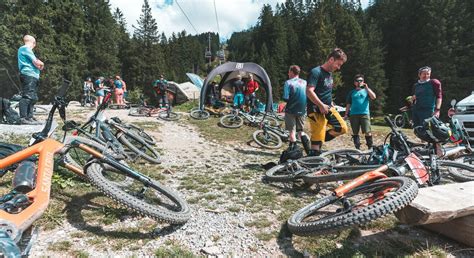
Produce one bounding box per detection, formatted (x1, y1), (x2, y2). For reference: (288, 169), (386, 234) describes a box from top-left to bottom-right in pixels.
(0, 139), (95, 234)
(333, 165), (389, 197)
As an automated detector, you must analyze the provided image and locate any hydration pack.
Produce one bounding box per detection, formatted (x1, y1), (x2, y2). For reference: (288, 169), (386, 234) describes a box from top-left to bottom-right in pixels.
(0, 98), (21, 124)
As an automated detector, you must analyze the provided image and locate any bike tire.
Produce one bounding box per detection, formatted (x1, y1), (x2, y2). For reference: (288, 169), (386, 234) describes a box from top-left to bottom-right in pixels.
(254, 114), (280, 127)
(394, 115), (405, 128)
(287, 177), (418, 235)
(220, 114), (244, 128)
(438, 160), (474, 182)
(264, 156), (328, 182)
(128, 107), (148, 117)
(109, 104), (128, 109)
(158, 110), (180, 121)
(126, 123), (157, 145)
(86, 162), (190, 224)
(252, 130), (283, 149)
(190, 109), (210, 120)
(117, 131), (161, 164)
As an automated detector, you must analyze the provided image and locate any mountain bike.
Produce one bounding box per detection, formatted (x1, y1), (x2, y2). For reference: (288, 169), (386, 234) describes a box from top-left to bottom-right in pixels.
(108, 116), (156, 146)
(0, 80), (190, 257)
(265, 116), (474, 184)
(9, 94), (48, 115)
(220, 109), (279, 129)
(81, 90), (96, 107)
(158, 105), (180, 121)
(69, 91), (161, 164)
(189, 106), (232, 120)
(394, 105), (413, 128)
(286, 117), (473, 236)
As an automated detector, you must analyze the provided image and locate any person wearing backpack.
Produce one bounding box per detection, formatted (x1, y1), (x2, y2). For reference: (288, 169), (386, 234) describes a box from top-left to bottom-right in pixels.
(411, 66), (442, 127)
(17, 35), (44, 125)
(152, 75), (169, 108)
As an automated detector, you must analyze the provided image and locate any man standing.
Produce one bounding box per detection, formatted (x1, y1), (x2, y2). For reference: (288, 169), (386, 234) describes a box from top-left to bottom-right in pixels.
(17, 35), (44, 124)
(232, 74), (245, 110)
(153, 75), (168, 108)
(306, 48), (348, 156)
(283, 65), (311, 154)
(244, 73), (259, 111)
(411, 66), (442, 127)
(344, 74), (377, 150)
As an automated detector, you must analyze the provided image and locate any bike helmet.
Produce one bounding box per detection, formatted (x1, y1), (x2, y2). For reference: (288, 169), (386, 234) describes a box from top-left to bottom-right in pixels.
(449, 118), (465, 143)
(414, 116), (451, 143)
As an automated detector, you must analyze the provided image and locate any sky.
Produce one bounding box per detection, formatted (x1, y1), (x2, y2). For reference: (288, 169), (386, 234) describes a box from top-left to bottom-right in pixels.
(109, 0), (370, 41)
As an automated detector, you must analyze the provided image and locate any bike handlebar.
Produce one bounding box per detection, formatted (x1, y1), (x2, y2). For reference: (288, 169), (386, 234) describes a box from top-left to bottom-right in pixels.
(384, 116), (411, 154)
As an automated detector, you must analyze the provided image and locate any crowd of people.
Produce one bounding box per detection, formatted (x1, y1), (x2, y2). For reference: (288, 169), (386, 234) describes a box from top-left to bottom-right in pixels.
(281, 48), (443, 157)
(14, 35), (443, 155)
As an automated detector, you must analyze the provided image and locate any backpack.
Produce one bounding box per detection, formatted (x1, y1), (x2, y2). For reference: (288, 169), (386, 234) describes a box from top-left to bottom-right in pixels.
(279, 145), (303, 164)
(1, 98), (21, 124)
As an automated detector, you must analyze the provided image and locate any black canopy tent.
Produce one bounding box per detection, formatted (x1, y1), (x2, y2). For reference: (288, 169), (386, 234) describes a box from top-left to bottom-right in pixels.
(199, 62), (274, 112)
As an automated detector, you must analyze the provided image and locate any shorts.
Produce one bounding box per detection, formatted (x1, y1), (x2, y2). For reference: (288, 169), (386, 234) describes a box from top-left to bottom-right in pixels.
(96, 89), (105, 97)
(115, 88), (124, 96)
(307, 107), (348, 143)
(233, 93), (244, 107)
(285, 113), (305, 133)
(349, 114), (371, 135)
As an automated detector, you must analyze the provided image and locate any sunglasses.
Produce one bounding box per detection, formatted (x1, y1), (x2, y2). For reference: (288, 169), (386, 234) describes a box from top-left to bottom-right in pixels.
(355, 79), (364, 82)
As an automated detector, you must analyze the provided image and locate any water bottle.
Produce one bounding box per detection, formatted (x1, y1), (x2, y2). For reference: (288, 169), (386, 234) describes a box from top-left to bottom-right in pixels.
(12, 161), (37, 193)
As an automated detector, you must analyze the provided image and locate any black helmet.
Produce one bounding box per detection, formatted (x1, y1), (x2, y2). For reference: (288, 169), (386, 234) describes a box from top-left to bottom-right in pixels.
(414, 116), (451, 143)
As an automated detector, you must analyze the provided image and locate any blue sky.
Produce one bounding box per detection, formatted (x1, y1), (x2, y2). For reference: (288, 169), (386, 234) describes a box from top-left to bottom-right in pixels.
(110, 0), (370, 40)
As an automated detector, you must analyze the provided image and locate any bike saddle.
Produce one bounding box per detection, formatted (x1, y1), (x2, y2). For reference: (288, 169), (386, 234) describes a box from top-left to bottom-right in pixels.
(62, 120), (80, 131)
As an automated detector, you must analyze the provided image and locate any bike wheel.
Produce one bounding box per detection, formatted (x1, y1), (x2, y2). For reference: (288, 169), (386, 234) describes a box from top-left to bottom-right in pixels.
(190, 109), (210, 120)
(438, 159), (474, 182)
(128, 107), (148, 117)
(126, 123), (157, 145)
(252, 130), (283, 149)
(109, 104), (127, 109)
(394, 115), (405, 128)
(117, 131), (161, 164)
(264, 156), (328, 182)
(321, 149), (364, 166)
(287, 177), (418, 235)
(220, 114), (243, 128)
(158, 110), (180, 121)
(86, 162), (190, 224)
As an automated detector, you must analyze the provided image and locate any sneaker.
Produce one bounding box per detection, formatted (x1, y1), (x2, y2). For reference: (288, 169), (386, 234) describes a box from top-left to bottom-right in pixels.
(20, 118), (35, 125)
(26, 118), (42, 125)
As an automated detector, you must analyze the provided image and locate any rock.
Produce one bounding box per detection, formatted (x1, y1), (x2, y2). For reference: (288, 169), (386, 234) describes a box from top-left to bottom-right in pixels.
(201, 246), (221, 256)
(244, 196), (253, 202)
(231, 188), (238, 194)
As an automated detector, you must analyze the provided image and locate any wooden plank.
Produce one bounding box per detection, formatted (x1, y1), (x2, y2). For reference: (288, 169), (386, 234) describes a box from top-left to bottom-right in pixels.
(395, 181), (474, 225)
(422, 215), (474, 247)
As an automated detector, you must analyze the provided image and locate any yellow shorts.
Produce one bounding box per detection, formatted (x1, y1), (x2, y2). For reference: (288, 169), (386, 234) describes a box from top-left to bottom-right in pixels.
(307, 107), (348, 143)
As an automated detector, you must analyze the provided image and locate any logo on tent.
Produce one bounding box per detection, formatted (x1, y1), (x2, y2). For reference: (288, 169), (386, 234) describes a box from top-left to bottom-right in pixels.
(235, 63), (244, 69)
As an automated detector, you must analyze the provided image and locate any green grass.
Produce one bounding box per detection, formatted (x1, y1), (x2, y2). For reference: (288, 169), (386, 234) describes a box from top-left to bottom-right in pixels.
(154, 244), (195, 257)
(187, 115), (255, 144)
(174, 99), (199, 112)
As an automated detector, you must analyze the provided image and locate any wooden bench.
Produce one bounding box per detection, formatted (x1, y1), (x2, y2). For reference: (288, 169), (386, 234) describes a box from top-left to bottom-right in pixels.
(395, 181), (474, 247)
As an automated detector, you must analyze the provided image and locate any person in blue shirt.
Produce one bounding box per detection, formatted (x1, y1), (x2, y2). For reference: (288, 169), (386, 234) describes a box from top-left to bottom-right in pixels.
(153, 75), (169, 108)
(94, 77), (105, 106)
(113, 75), (126, 105)
(344, 74), (377, 150)
(282, 65), (310, 154)
(17, 35), (44, 124)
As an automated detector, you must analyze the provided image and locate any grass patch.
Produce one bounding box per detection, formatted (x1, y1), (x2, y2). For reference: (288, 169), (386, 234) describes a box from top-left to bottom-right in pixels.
(48, 240), (72, 252)
(174, 100), (199, 112)
(187, 116), (254, 144)
(154, 244), (196, 257)
(245, 216), (272, 228)
(256, 232), (276, 241)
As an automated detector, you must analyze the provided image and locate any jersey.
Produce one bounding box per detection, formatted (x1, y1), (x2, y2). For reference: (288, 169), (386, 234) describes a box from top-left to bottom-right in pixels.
(283, 77), (307, 116)
(307, 66), (333, 114)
